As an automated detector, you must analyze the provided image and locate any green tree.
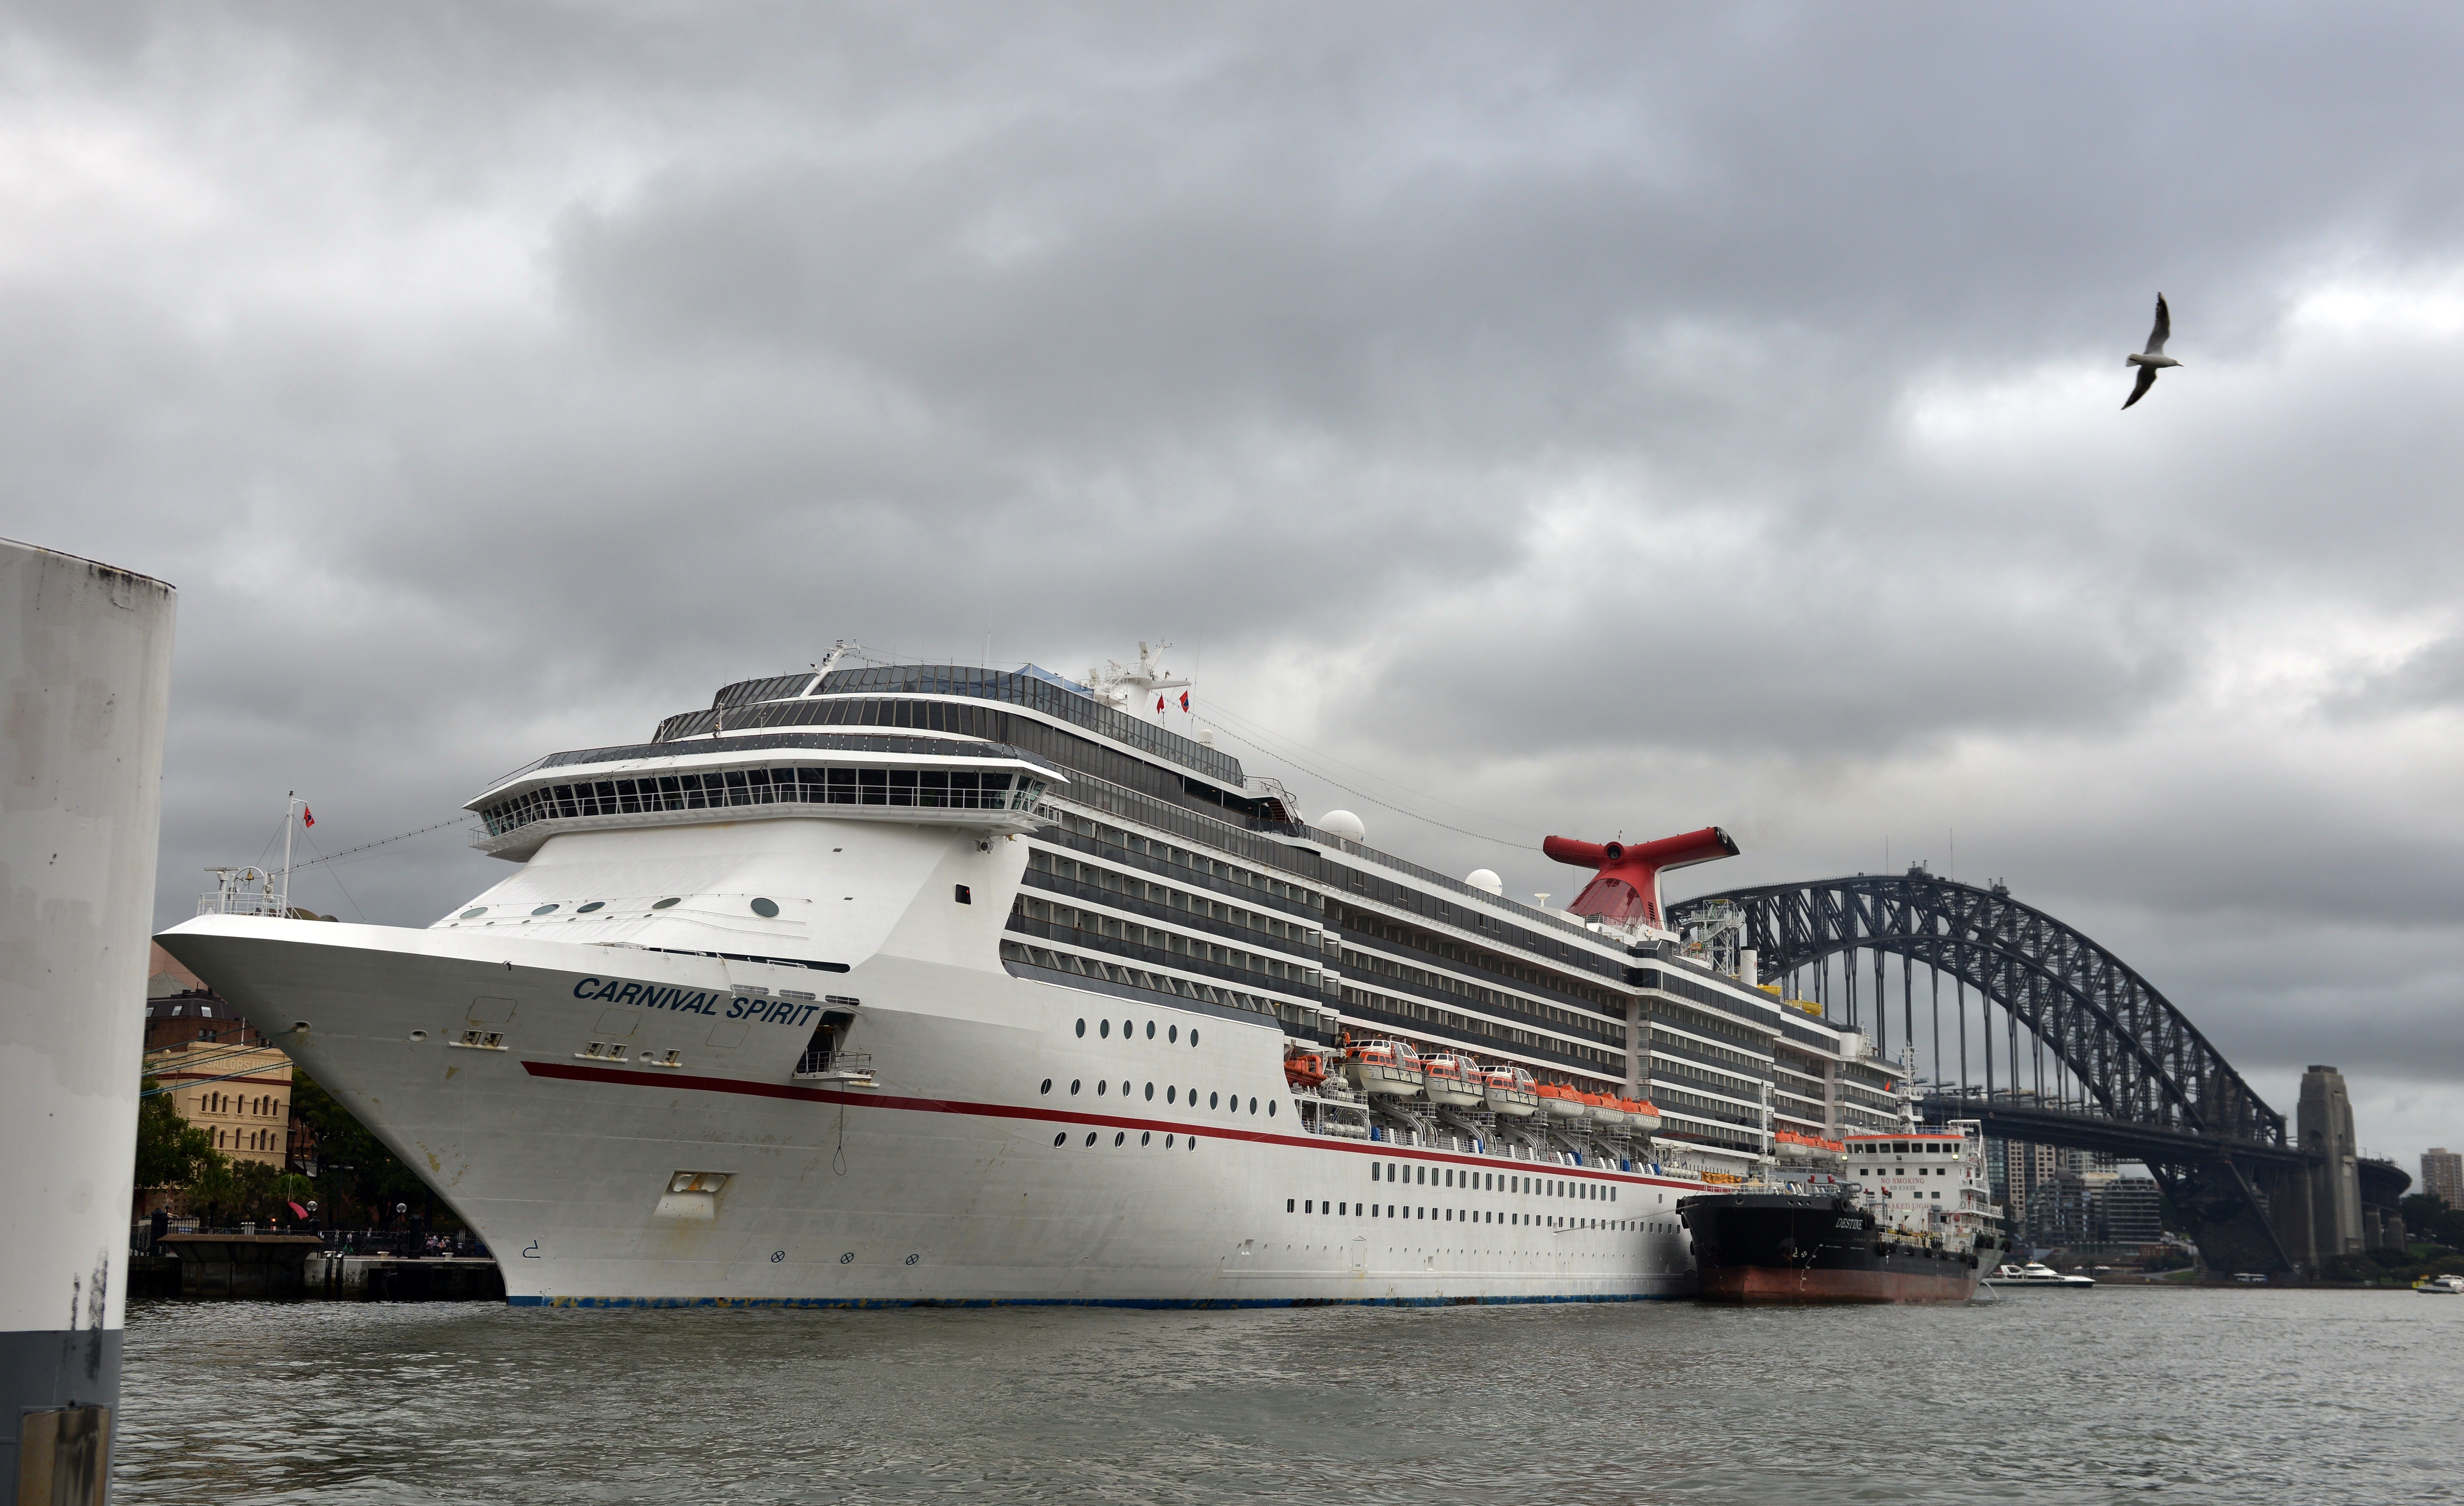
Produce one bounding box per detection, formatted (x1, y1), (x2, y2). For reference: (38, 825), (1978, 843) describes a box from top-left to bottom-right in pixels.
(2401, 1192), (2464, 1250)
(289, 1067), (458, 1229)
(133, 1077), (220, 1192)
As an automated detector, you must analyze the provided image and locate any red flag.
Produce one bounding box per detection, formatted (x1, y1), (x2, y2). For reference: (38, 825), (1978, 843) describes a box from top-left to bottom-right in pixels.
(1179, 691), (1190, 712)
(1156, 696), (1166, 712)
(288, 1201), (310, 1219)
(302, 807), (315, 828)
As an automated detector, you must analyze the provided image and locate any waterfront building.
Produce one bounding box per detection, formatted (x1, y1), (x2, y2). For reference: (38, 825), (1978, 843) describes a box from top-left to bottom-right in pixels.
(143, 944), (295, 1169)
(2424, 1148), (2462, 1210)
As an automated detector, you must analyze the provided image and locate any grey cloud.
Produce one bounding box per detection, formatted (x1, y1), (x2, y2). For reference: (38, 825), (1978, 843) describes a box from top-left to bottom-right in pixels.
(6, 2), (2464, 1162)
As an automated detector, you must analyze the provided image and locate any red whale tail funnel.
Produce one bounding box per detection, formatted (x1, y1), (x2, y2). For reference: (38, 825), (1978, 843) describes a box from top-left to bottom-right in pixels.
(1541, 826), (1739, 929)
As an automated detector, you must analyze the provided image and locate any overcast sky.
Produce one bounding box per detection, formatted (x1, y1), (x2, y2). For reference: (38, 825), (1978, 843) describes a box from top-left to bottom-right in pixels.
(10, 3), (2462, 1172)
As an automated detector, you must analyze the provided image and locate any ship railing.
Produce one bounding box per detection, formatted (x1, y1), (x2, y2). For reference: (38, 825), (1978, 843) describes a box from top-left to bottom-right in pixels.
(794, 1050), (874, 1084)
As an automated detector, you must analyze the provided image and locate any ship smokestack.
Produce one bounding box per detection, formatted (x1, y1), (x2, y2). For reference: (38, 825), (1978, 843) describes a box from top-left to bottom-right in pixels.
(1540, 826), (1739, 929)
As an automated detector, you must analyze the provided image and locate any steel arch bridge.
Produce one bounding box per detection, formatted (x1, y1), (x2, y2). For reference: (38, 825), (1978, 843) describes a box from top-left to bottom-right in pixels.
(1678, 870), (2309, 1268)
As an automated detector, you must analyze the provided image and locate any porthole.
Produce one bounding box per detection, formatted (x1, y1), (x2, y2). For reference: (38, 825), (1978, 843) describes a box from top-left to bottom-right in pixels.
(1120, 1018), (1132, 1038)
(1097, 1080), (1108, 1095)
(530, 903), (559, 916)
(577, 901), (605, 913)
(1075, 1018), (1086, 1037)
(1070, 1079), (1081, 1094)
(1144, 1020), (1156, 1040)
(1113, 1131), (1126, 1146)
(1165, 1134), (1176, 1148)
(1168, 1025), (1179, 1043)
(1248, 1097), (1258, 1114)
(1053, 1132), (1067, 1146)
(408, 1030), (428, 1042)
(1288, 1199), (1297, 1213)
(1209, 1092), (1219, 1109)
(750, 897), (780, 918)
(1085, 1133), (1097, 1146)
(1188, 1138), (1197, 1151)
(1119, 1080), (1130, 1096)
(458, 907), (487, 920)
(1267, 1101), (1276, 1117)
(652, 897), (682, 910)
(1040, 1079), (1053, 1094)
(1190, 1030), (1199, 1047)
(1100, 1020), (1111, 1039)
(1144, 1082), (1155, 1100)
(1141, 1131), (1151, 1146)
(1166, 1086), (1177, 1104)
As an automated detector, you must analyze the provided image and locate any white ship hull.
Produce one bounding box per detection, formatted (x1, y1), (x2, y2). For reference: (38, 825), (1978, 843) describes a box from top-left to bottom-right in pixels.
(156, 660), (1736, 1309)
(161, 912), (1697, 1308)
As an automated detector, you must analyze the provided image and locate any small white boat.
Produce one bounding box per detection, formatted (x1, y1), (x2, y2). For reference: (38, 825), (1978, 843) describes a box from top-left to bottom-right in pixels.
(1418, 1053), (1487, 1109)
(1985, 1261), (2096, 1289)
(2414, 1274), (2464, 1294)
(1341, 1039), (1426, 1098)
(1480, 1065), (1540, 1117)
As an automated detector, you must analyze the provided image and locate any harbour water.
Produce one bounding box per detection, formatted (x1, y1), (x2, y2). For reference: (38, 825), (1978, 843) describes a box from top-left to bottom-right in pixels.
(117, 1290), (2458, 1505)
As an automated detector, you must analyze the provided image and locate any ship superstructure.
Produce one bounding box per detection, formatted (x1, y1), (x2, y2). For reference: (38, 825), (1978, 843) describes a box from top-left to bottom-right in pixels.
(159, 654), (1836, 1306)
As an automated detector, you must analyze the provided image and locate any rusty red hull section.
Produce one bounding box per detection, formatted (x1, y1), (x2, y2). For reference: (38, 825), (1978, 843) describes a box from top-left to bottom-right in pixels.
(1692, 1263), (1979, 1305)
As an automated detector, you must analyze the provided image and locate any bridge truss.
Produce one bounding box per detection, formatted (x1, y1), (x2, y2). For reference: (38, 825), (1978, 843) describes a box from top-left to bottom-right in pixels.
(1678, 871), (2307, 1268)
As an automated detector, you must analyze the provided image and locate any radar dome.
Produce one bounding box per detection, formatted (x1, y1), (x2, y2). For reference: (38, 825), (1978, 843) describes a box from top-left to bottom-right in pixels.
(1318, 809), (1367, 843)
(1466, 868), (1503, 894)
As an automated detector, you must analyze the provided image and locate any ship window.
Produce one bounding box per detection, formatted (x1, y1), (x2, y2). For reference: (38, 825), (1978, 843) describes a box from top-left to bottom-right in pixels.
(1339, 1202), (1347, 1215)
(1054, 1133), (1066, 1146)
(460, 907), (487, 919)
(1166, 1135), (1175, 1148)
(1141, 1131), (1151, 1146)
(1075, 1019), (1085, 1037)
(1100, 1020), (1111, 1038)
(1085, 1133), (1097, 1146)
(1040, 1079), (1052, 1094)
(1288, 1199), (1296, 1212)
(750, 898), (780, 918)
(1121, 1019), (1132, 1038)
(1113, 1131), (1126, 1146)
(1168, 1025), (1179, 1043)
(1144, 1083), (1154, 1100)
(1249, 1097), (1259, 1114)
(531, 903), (559, 916)
(1070, 1080), (1080, 1094)
(1209, 1092), (1219, 1109)
(1145, 1020), (1156, 1039)
(1166, 1086), (1176, 1103)
(1097, 1081), (1107, 1095)
(1190, 1031), (1199, 1047)
(652, 897), (681, 910)
(577, 901), (604, 913)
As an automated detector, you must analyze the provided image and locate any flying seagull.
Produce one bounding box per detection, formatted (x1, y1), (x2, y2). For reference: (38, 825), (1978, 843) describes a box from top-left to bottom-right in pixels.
(2123, 293), (2179, 409)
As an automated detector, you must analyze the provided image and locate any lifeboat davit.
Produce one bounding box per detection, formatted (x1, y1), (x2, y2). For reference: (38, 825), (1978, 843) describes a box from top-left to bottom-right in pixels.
(1419, 1053), (1487, 1108)
(1481, 1065), (1541, 1117)
(1283, 1047), (1328, 1092)
(1536, 1082), (1590, 1121)
(1341, 1039), (1426, 1098)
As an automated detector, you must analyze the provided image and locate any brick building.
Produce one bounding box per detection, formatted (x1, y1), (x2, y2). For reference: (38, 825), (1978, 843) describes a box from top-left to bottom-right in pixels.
(141, 943), (296, 1169)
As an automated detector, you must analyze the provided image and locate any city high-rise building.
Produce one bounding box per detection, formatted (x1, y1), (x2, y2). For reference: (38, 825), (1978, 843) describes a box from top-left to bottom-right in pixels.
(2424, 1148), (2464, 1210)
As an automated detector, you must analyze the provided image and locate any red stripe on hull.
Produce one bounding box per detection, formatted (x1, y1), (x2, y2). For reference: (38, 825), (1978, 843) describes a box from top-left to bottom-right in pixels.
(1694, 1265), (1979, 1305)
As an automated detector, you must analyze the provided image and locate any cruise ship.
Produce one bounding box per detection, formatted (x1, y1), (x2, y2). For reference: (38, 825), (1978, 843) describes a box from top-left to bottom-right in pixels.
(158, 648), (1899, 1307)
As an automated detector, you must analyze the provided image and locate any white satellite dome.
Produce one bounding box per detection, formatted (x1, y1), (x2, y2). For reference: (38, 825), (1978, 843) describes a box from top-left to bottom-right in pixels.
(1466, 868), (1503, 895)
(1318, 809), (1367, 842)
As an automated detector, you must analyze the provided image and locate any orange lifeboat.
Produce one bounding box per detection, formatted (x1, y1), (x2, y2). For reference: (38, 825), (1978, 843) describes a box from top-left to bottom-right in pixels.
(1283, 1047), (1328, 1091)
(1586, 1092), (1627, 1127)
(1621, 1097), (1661, 1134)
(1536, 1082), (1590, 1121)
